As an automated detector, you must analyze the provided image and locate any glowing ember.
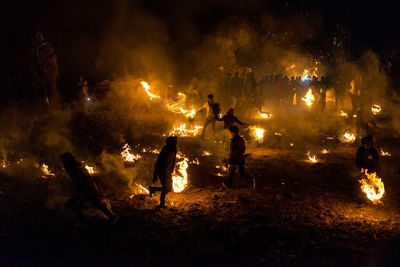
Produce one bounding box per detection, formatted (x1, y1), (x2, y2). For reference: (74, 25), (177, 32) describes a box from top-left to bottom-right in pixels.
(359, 169), (385, 203)
(371, 104), (382, 115)
(169, 124), (202, 137)
(1, 160), (7, 168)
(150, 148), (160, 154)
(321, 149), (329, 154)
(250, 126), (265, 141)
(290, 143), (294, 147)
(343, 132), (356, 143)
(135, 183), (149, 195)
(202, 151), (212, 156)
(172, 155), (189, 193)
(306, 151), (318, 163)
(339, 110), (348, 117)
(191, 158), (200, 165)
(121, 143), (142, 163)
(259, 112), (272, 119)
(140, 81), (160, 100)
(302, 88), (315, 107)
(380, 148), (391, 157)
(41, 163), (55, 178)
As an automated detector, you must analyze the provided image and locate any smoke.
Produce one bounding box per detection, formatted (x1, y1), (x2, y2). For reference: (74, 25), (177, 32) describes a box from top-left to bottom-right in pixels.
(1, 0), (398, 210)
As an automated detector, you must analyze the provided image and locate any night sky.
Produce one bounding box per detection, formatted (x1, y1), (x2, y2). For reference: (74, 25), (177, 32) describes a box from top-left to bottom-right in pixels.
(1, 0), (399, 100)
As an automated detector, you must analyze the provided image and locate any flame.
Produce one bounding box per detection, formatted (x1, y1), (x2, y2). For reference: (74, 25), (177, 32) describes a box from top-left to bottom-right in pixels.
(349, 80), (356, 94)
(121, 143), (142, 163)
(371, 104), (382, 115)
(321, 149), (329, 154)
(380, 148), (391, 157)
(41, 163), (55, 178)
(150, 148), (161, 154)
(191, 158), (200, 165)
(302, 69), (310, 80)
(302, 88), (315, 107)
(343, 132), (356, 143)
(359, 169), (385, 203)
(340, 110), (348, 117)
(169, 124), (203, 137)
(172, 153), (189, 193)
(135, 183), (150, 195)
(250, 126), (265, 141)
(306, 151), (318, 163)
(164, 93), (196, 119)
(202, 151), (212, 156)
(140, 81), (160, 100)
(301, 68), (318, 81)
(85, 165), (95, 174)
(259, 112), (272, 119)
(286, 64), (296, 71)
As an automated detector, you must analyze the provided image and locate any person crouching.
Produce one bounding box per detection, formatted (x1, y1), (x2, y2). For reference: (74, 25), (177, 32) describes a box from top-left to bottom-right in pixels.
(61, 152), (118, 226)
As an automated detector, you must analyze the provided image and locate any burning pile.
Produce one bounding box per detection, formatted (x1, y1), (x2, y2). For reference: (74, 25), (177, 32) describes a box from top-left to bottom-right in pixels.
(169, 124), (202, 137)
(172, 152), (189, 193)
(359, 169), (385, 203)
(121, 143), (142, 163)
(250, 126), (265, 142)
(41, 163), (55, 179)
(380, 148), (391, 157)
(306, 151), (318, 163)
(342, 131), (356, 143)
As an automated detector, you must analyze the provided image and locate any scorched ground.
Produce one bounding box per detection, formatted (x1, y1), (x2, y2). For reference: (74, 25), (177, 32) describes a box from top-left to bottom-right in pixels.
(1, 139), (400, 266)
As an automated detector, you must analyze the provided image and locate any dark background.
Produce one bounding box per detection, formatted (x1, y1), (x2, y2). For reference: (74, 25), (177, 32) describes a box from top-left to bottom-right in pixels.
(1, 0), (399, 102)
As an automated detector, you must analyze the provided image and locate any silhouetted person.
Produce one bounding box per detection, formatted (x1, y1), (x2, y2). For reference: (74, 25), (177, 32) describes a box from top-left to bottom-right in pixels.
(217, 108), (249, 129)
(149, 136), (177, 207)
(319, 88), (327, 113)
(335, 75), (346, 109)
(61, 152), (118, 225)
(223, 126), (254, 189)
(356, 135), (379, 173)
(198, 94), (220, 138)
(33, 32), (61, 110)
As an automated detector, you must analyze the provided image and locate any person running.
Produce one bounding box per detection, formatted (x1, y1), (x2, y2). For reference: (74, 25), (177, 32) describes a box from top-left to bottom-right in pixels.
(223, 126), (254, 189)
(149, 136), (178, 208)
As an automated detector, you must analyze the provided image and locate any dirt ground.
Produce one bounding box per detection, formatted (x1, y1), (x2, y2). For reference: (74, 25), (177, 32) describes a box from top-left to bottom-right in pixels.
(1, 138), (400, 266)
